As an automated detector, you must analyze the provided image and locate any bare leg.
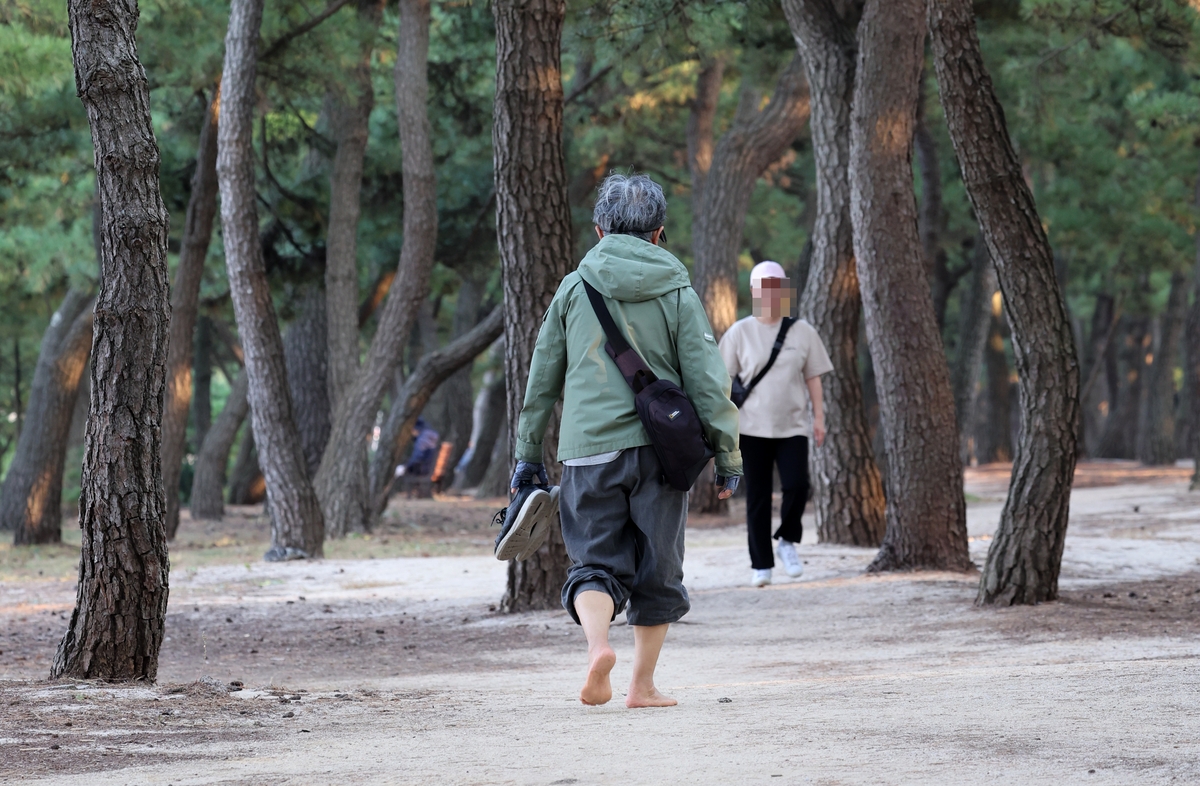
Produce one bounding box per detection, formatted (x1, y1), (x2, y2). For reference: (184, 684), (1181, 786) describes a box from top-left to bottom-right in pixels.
(574, 590), (616, 705)
(626, 623), (676, 708)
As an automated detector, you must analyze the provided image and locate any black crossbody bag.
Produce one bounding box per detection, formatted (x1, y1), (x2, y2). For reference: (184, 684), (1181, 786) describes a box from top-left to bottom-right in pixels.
(582, 280), (715, 492)
(730, 317), (796, 408)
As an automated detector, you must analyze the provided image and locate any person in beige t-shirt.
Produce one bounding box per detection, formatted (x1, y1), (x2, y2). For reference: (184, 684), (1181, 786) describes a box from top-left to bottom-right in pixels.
(719, 260), (833, 587)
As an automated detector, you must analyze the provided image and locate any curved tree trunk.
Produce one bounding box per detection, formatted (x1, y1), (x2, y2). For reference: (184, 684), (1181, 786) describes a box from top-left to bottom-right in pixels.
(492, 0), (574, 612)
(53, 0), (171, 681)
(284, 286), (331, 478)
(1138, 272), (1186, 466)
(314, 0), (438, 537)
(3, 289), (94, 544)
(163, 88), (221, 540)
(218, 0), (325, 559)
(850, 0), (970, 573)
(190, 371), (250, 520)
(691, 54), (811, 341)
(951, 237), (996, 465)
(367, 308), (503, 523)
(783, 0), (885, 548)
(930, 0), (1081, 604)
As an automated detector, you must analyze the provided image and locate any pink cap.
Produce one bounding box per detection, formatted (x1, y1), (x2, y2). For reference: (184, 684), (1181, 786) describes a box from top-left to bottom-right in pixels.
(750, 260), (788, 288)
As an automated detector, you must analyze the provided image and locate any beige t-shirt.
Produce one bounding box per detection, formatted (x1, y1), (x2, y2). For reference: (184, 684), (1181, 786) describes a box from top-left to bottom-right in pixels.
(719, 317), (833, 439)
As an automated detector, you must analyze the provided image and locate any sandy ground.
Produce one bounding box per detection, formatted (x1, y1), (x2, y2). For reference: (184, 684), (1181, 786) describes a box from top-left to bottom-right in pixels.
(2, 461), (1199, 785)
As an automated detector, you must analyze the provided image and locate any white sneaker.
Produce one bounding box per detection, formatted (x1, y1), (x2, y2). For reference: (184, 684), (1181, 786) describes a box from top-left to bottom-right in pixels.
(776, 540), (804, 578)
(751, 569), (772, 588)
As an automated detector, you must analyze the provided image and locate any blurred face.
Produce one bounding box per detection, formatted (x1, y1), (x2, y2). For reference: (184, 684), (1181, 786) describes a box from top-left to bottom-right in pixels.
(752, 277), (794, 321)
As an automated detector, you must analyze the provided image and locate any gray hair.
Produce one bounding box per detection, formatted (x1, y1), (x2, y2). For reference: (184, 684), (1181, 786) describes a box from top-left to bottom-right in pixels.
(592, 172), (667, 241)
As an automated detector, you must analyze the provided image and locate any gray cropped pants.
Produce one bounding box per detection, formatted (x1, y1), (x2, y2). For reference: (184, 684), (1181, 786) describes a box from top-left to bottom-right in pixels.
(559, 445), (690, 627)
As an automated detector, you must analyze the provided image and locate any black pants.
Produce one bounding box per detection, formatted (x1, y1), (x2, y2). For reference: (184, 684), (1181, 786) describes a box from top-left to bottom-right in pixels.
(741, 434), (810, 570)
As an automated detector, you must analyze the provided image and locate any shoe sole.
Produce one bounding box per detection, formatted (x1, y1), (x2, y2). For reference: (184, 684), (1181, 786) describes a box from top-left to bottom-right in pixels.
(517, 486), (559, 561)
(495, 488), (557, 561)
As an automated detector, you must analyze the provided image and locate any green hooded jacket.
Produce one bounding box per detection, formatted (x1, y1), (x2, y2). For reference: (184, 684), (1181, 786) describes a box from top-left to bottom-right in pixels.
(516, 233), (742, 476)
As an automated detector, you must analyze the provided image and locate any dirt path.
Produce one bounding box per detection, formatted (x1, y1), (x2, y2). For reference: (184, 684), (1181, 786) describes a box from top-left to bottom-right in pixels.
(2, 463), (1199, 784)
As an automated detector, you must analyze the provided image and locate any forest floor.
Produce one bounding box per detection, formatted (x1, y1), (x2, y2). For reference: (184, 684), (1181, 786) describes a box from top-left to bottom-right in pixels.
(1, 460), (1199, 785)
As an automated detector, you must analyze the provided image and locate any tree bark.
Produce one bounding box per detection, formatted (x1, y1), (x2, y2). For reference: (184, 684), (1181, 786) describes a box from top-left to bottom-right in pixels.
(930, 0), (1082, 603)
(783, 0), (885, 548)
(492, 0), (574, 612)
(951, 237), (996, 465)
(313, 0), (438, 537)
(367, 307), (503, 522)
(192, 315), (214, 452)
(163, 89), (221, 541)
(53, 0), (172, 680)
(218, 0), (325, 559)
(2, 289), (94, 544)
(1138, 272), (1186, 466)
(691, 55), (811, 340)
(849, 0), (970, 573)
(686, 58), (724, 205)
(284, 286), (332, 478)
(190, 370), (249, 520)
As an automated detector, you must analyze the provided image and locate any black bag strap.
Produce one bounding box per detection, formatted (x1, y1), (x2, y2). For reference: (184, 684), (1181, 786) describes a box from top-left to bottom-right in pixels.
(743, 317), (796, 396)
(582, 279), (659, 394)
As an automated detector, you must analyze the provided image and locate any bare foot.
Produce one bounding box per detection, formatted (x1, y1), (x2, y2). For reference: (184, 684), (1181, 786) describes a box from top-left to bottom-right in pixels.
(580, 646), (616, 705)
(625, 685), (677, 708)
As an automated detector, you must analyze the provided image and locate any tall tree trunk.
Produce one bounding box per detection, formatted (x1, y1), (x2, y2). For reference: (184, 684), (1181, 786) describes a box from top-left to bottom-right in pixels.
(492, 0), (573, 613)
(686, 59), (724, 210)
(1099, 316), (1149, 459)
(849, 0), (970, 573)
(915, 79), (960, 331)
(227, 422), (265, 504)
(325, 0), (383, 412)
(322, 2), (383, 533)
(192, 315), (214, 452)
(951, 237), (996, 465)
(163, 89), (221, 540)
(1138, 272), (1186, 466)
(190, 371), (250, 520)
(284, 286), (332, 478)
(690, 55), (811, 340)
(930, 0), (1081, 604)
(218, 0), (325, 559)
(1187, 169), (1200, 486)
(2, 289), (94, 544)
(314, 0), (438, 537)
(783, 0), (885, 547)
(454, 367), (506, 490)
(367, 308), (503, 523)
(1080, 294), (1116, 457)
(53, 0), (171, 680)
(979, 305), (1013, 462)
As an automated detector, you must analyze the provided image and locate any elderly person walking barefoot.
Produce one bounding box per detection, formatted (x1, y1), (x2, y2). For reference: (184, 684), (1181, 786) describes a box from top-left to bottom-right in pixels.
(510, 172), (741, 707)
(720, 261), (832, 588)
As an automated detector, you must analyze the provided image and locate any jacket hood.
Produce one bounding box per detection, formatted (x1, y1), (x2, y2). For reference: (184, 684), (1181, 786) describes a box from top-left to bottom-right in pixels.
(577, 234), (692, 303)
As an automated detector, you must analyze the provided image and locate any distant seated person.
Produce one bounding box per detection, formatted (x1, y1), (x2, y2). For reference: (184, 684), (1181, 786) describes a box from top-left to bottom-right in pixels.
(395, 418), (441, 496)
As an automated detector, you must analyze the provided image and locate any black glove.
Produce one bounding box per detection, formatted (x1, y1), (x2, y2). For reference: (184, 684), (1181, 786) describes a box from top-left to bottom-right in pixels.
(510, 461), (549, 494)
(714, 474), (740, 499)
